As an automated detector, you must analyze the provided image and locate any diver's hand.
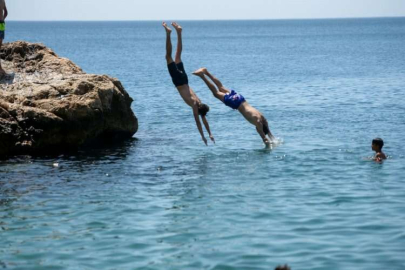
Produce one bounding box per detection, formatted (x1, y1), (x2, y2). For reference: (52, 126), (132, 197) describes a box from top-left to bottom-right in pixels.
(210, 135), (215, 144)
(202, 137), (208, 146)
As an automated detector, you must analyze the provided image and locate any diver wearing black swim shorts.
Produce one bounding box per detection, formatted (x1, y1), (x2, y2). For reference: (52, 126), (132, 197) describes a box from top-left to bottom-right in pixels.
(163, 22), (215, 145)
(167, 61), (188, 87)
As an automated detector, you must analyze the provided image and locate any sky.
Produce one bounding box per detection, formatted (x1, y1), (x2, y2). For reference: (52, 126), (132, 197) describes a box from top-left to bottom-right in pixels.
(6, 0), (405, 21)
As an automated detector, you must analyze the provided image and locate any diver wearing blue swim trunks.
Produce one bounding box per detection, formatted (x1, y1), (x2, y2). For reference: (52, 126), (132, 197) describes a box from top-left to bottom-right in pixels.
(193, 68), (274, 146)
(223, 90), (246, 110)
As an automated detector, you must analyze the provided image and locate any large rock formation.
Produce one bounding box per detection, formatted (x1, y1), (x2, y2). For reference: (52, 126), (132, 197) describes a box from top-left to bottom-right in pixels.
(0, 41), (138, 157)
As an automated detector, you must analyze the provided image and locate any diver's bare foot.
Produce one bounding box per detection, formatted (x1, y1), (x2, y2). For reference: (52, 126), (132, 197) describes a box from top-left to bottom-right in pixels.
(171, 22), (182, 33)
(192, 68), (207, 77)
(162, 22), (172, 34)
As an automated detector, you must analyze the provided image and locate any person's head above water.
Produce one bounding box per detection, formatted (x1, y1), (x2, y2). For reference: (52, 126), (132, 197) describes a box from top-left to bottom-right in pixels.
(275, 265), (291, 270)
(198, 103), (210, 116)
(372, 138), (384, 152)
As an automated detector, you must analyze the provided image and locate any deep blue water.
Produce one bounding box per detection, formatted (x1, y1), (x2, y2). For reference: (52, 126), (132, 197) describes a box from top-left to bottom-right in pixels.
(1, 18), (405, 269)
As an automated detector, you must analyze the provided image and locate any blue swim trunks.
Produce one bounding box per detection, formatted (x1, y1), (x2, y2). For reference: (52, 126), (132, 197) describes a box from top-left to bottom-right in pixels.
(223, 90), (246, 110)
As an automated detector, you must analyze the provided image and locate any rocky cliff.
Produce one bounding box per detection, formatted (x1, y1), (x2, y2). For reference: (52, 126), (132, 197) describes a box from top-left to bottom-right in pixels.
(0, 41), (138, 157)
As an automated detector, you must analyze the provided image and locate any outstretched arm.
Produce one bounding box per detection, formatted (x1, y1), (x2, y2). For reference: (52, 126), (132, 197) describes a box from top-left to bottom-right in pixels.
(202, 116), (215, 143)
(255, 121), (270, 146)
(193, 104), (208, 145)
(262, 117), (275, 141)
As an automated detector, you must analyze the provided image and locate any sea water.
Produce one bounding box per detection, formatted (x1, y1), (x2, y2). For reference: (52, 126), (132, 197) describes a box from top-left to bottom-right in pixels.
(1, 18), (405, 269)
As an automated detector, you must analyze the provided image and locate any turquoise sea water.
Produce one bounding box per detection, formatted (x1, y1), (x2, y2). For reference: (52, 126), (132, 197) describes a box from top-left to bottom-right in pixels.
(1, 18), (405, 269)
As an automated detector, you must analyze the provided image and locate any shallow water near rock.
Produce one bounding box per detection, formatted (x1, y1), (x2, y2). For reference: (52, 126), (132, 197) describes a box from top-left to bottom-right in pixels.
(1, 19), (405, 269)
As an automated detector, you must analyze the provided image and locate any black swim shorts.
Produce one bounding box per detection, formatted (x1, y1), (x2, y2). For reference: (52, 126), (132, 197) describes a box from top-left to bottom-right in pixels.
(168, 62), (189, 87)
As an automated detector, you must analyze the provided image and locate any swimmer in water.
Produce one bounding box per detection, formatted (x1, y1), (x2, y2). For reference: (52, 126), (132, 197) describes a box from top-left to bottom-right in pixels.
(162, 22), (214, 146)
(193, 68), (275, 147)
(372, 138), (387, 162)
(275, 265), (291, 270)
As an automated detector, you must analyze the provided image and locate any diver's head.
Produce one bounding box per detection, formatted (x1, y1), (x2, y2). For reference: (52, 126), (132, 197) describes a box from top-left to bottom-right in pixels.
(198, 103), (210, 116)
(372, 138), (384, 151)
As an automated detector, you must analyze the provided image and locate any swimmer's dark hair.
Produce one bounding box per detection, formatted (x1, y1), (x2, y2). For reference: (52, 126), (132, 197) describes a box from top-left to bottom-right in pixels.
(198, 103), (210, 116)
(372, 138), (384, 149)
(275, 265), (291, 270)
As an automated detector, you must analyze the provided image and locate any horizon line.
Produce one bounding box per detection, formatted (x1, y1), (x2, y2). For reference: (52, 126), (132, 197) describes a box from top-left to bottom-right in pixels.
(6, 15), (405, 22)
